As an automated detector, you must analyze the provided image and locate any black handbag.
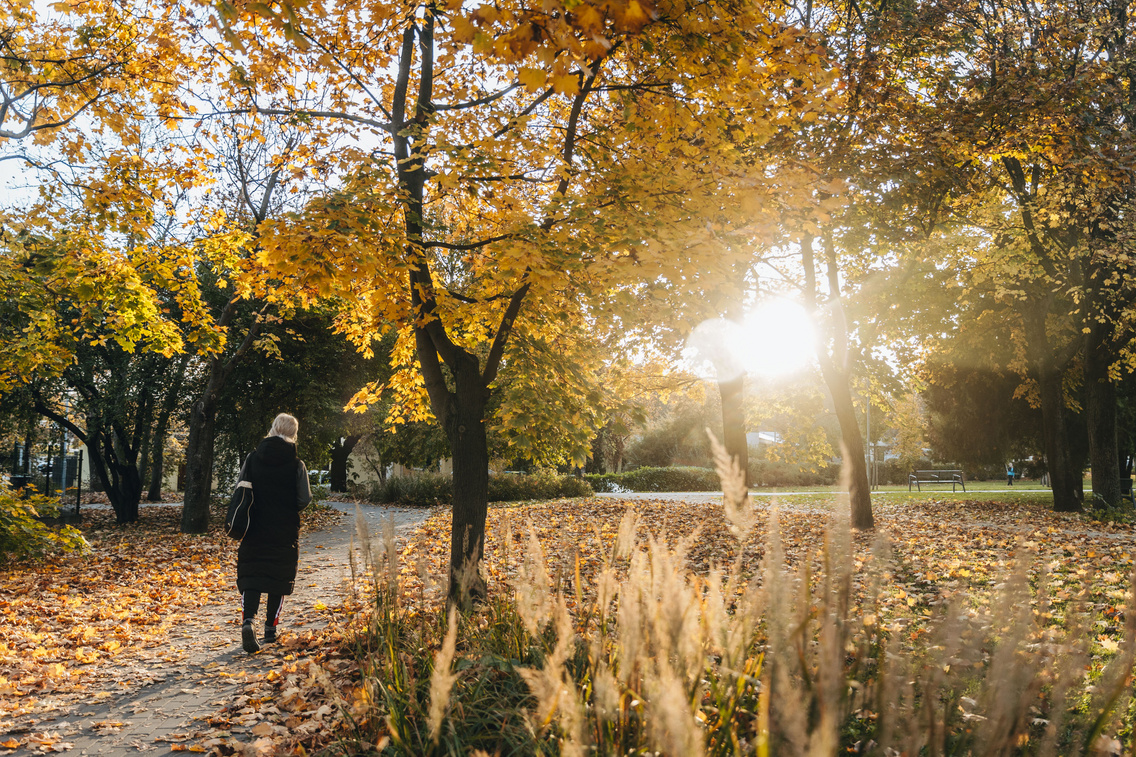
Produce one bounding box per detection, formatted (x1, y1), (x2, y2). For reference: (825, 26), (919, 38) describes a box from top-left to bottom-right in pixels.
(225, 480), (254, 539)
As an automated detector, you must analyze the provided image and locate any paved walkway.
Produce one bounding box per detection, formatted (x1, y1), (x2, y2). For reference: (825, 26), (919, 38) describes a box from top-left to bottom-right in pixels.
(8, 502), (428, 756)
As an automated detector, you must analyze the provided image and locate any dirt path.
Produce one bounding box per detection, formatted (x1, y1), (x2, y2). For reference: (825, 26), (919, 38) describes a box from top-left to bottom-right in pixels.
(4, 502), (428, 756)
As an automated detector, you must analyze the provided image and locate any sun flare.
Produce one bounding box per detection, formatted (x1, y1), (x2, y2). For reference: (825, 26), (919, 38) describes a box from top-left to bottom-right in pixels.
(684, 299), (815, 381)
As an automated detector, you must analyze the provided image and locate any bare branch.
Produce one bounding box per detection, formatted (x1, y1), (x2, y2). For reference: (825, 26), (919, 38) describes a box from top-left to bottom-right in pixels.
(482, 281), (531, 386)
(435, 82), (521, 111)
(423, 233), (513, 250)
(445, 289), (509, 304)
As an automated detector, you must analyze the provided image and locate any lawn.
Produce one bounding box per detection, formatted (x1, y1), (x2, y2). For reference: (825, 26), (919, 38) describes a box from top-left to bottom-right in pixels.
(750, 479), (1075, 494)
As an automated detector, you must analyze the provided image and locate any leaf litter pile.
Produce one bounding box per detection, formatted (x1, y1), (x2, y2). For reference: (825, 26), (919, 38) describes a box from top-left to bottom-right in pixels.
(2, 494), (1134, 754)
(0, 503), (355, 755)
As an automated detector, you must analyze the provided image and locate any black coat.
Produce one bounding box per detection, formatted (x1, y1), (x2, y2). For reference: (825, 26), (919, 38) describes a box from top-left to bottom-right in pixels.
(236, 436), (312, 596)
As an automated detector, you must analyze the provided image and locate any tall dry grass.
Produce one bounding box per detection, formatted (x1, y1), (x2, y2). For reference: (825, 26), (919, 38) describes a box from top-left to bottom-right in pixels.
(337, 451), (1136, 756)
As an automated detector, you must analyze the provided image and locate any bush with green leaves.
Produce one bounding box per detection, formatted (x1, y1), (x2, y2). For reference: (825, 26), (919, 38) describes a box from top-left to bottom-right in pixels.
(586, 465), (720, 493)
(0, 484), (88, 563)
(748, 459), (838, 487)
(488, 473), (591, 502)
(370, 472), (591, 507)
(369, 473), (453, 507)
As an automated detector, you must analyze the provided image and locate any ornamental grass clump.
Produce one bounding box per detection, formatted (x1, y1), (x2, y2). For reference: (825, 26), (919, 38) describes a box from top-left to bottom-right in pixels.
(338, 461), (1136, 756)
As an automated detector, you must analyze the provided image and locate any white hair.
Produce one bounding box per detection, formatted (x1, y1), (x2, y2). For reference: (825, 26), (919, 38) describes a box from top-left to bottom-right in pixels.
(268, 413), (299, 443)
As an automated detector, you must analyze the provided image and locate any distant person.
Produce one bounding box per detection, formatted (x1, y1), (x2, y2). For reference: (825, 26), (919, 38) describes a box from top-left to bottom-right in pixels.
(236, 413), (312, 653)
(1007, 463), (1015, 486)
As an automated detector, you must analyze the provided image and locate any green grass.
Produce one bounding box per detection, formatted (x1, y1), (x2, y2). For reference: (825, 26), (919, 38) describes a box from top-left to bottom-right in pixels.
(745, 489), (1057, 507)
(749, 479), (1060, 494)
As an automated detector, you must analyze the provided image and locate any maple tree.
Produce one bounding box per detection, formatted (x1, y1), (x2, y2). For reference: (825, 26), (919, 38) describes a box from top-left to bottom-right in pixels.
(0, 193), (190, 522)
(846, 0), (1136, 511)
(2, 0), (329, 531)
(205, 0), (835, 606)
(1, 0), (137, 145)
(733, 0), (928, 530)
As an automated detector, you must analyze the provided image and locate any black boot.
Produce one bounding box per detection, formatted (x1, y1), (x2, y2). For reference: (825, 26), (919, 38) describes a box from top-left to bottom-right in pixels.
(263, 624), (277, 644)
(242, 619), (261, 654)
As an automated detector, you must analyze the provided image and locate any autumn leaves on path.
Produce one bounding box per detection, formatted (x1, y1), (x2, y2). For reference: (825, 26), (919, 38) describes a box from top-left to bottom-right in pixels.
(0, 502), (427, 755)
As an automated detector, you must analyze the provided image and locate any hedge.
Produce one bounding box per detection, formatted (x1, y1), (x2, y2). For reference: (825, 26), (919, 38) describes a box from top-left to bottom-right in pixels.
(585, 466), (720, 493)
(586, 463), (841, 492)
(369, 472), (592, 507)
(748, 460), (839, 487)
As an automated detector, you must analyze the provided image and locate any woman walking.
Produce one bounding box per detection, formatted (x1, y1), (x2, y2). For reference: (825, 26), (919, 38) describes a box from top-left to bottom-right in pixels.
(236, 413), (312, 653)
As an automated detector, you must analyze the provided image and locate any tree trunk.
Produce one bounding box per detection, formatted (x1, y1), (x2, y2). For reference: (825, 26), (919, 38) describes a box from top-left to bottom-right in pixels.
(589, 424), (607, 474)
(1085, 319), (1120, 507)
(137, 432), (152, 500)
(718, 373), (751, 486)
(801, 232), (873, 529)
(1036, 366), (1083, 512)
(446, 356), (490, 610)
(819, 358), (874, 529)
(88, 428), (143, 524)
(1020, 299), (1083, 512)
(180, 398), (217, 533)
(148, 356), (187, 501)
(329, 435), (361, 492)
(116, 465), (142, 523)
(147, 435), (165, 502)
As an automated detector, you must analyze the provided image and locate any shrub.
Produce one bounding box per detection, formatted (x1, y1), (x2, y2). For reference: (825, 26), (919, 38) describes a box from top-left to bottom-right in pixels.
(875, 458), (928, 486)
(748, 459), (838, 487)
(586, 466), (720, 493)
(488, 473), (592, 502)
(371, 473), (454, 507)
(371, 472), (592, 507)
(0, 484), (88, 563)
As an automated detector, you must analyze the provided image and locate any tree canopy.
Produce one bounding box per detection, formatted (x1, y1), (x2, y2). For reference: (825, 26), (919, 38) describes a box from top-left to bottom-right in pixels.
(5, 0), (1136, 605)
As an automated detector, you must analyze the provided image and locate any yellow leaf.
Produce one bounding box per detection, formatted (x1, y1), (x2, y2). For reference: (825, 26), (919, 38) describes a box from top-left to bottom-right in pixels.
(518, 67), (546, 91)
(452, 16), (475, 43)
(551, 72), (579, 95)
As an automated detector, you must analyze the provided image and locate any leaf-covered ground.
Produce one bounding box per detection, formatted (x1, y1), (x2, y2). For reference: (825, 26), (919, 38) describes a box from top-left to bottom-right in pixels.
(0, 503), (362, 755)
(398, 494), (1135, 658)
(1, 494), (1132, 754)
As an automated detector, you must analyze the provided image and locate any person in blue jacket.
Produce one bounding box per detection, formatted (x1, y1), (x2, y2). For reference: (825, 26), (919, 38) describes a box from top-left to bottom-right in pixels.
(235, 413), (312, 653)
(1007, 462), (1015, 486)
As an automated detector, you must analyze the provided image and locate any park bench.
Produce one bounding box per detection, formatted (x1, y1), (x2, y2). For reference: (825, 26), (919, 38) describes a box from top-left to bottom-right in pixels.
(1120, 478), (1135, 507)
(908, 469), (966, 492)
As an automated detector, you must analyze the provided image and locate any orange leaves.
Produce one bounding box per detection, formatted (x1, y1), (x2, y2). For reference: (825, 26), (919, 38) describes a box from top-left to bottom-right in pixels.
(394, 493), (1136, 669)
(0, 508), (239, 717)
(459, 0), (658, 64)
